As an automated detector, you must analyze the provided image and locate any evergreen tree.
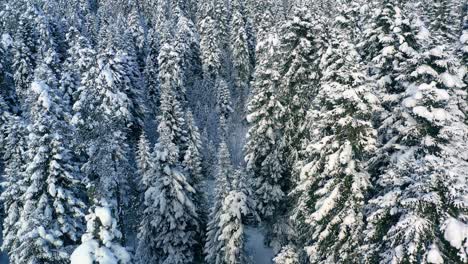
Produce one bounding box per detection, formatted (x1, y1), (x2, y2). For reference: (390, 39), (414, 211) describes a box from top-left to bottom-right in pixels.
(244, 2), (286, 248)
(136, 131), (153, 181)
(11, 70), (86, 263)
(199, 4), (222, 78)
(144, 28), (161, 115)
(72, 47), (134, 228)
(136, 122), (199, 264)
(70, 201), (131, 264)
(0, 116), (28, 260)
(277, 6), (319, 173)
(230, 0), (252, 96)
(216, 78), (233, 137)
(136, 41), (199, 264)
(292, 6), (379, 262)
(204, 140), (233, 264)
(363, 13), (468, 264)
(183, 111), (204, 187)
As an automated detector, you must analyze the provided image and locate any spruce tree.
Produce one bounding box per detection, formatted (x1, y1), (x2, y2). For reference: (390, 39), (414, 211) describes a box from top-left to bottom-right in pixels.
(136, 131), (153, 181)
(12, 69), (86, 263)
(144, 28), (161, 115)
(291, 6), (378, 262)
(230, 0), (252, 97)
(136, 41), (199, 264)
(244, 1), (286, 249)
(199, 4), (222, 78)
(277, 6), (319, 173)
(70, 201), (131, 264)
(0, 115), (28, 260)
(363, 11), (468, 263)
(204, 140), (233, 264)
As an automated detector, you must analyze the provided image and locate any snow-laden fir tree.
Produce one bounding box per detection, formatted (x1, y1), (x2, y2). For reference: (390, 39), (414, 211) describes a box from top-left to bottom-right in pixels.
(144, 28), (161, 115)
(136, 131), (153, 181)
(230, 0), (252, 96)
(277, 6), (320, 174)
(204, 140), (233, 264)
(174, 6), (202, 88)
(363, 13), (468, 264)
(291, 6), (379, 262)
(198, 3), (222, 78)
(216, 169), (256, 264)
(136, 40), (199, 264)
(11, 7), (37, 106)
(183, 110), (204, 187)
(216, 78), (233, 137)
(72, 46), (134, 227)
(59, 26), (92, 107)
(136, 122), (199, 264)
(0, 115), (28, 259)
(10, 66), (86, 263)
(420, 0), (465, 45)
(156, 40), (189, 157)
(244, 0), (288, 250)
(70, 201), (131, 264)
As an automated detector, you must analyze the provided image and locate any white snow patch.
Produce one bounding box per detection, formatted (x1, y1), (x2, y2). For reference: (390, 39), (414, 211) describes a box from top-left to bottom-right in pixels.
(95, 207), (112, 227)
(426, 244), (443, 264)
(31, 81), (51, 110)
(245, 227), (274, 264)
(440, 72), (463, 88)
(1, 33), (12, 48)
(70, 240), (99, 264)
(444, 218), (468, 257)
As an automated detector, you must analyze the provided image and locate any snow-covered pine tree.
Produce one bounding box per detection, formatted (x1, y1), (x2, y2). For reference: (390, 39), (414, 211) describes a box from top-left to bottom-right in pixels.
(11, 7), (37, 106)
(0, 115), (28, 259)
(216, 78), (233, 137)
(11, 65), (86, 263)
(72, 46), (134, 231)
(205, 151), (257, 264)
(70, 201), (131, 264)
(277, 6), (319, 175)
(128, 4), (146, 66)
(230, 0), (252, 98)
(136, 122), (199, 264)
(291, 5), (379, 262)
(136, 131), (153, 181)
(174, 6), (202, 88)
(204, 139), (233, 264)
(136, 39), (199, 264)
(157, 41), (189, 158)
(183, 110), (204, 187)
(244, 0), (287, 249)
(144, 28), (161, 115)
(59, 26), (94, 107)
(363, 11), (468, 263)
(198, 2), (222, 78)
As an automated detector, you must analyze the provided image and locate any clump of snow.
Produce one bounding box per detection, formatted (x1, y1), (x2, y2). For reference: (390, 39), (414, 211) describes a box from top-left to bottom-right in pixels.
(31, 81), (51, 110)
(95, 206), (112, 227)
(71, 240), (99, 264)
(443, 218), (468, 261)
(1, 33), (12, 48)
(426, 244), (443, 264)
(440, 72), (463, 88)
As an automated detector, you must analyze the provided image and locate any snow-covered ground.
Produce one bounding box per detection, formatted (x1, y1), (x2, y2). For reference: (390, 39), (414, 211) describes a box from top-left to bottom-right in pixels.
(245, 227), (274, 264)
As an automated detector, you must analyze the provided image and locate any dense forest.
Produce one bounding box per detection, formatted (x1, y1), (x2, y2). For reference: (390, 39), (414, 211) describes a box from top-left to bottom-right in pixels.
(0, 0), (467, 263)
